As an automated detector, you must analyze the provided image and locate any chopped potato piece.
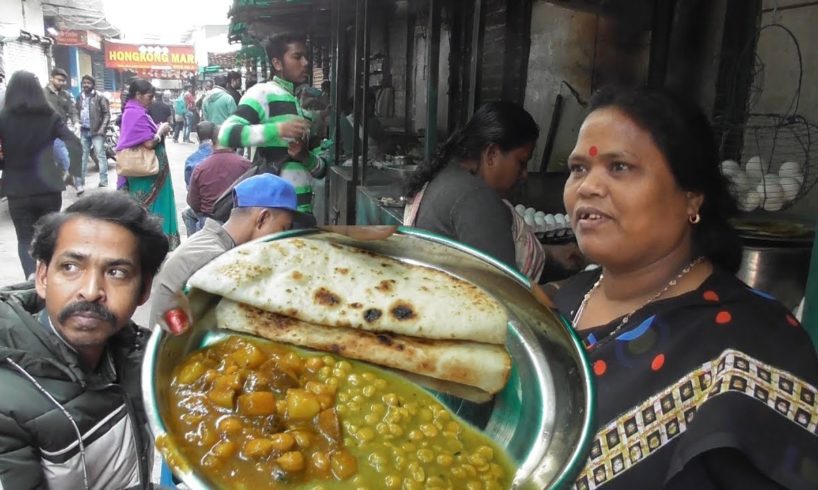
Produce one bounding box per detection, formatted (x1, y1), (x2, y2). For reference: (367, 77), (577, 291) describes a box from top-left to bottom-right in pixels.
(286, 389), (321, 420)
(177, 361), (207, 385)
(330, 449), (358, 480)
(316, 408), (341, 442)
(237, 392), (276, 416)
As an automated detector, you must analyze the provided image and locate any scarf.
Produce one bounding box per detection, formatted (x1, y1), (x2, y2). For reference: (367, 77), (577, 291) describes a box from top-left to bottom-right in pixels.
(116, 99), (156, 151)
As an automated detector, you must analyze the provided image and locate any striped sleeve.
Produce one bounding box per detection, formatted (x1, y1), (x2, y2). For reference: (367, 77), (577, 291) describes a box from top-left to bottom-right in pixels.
(218, 84), (303, 149)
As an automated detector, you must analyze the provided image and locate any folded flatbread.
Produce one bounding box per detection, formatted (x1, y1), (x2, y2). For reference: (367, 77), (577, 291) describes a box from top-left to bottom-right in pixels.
(217, 299), (511, 394)
(188, 238), (507, 345)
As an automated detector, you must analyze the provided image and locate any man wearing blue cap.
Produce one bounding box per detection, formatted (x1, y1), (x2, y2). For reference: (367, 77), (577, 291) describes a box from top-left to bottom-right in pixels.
(149, 174), (297, 329)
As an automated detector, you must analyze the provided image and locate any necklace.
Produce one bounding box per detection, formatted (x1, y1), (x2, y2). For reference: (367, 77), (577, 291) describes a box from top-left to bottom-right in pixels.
(572, 256), (704, 348)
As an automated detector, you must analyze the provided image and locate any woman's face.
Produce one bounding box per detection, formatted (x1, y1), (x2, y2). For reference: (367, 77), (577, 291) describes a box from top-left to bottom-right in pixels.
(136, 91), (155, 108)
(479, 142), (536, 195)
(564, 107), (702, 270)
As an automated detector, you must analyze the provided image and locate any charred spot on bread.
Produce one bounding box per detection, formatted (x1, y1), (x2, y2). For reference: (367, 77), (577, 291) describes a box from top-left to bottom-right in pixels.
(364, 308), (382, 322)
(314, 288), (341, 307)
(335, 267), (349, 275)
(349, 302), (363, 309)
(390, 303), (416, 321)
(291, 271), (304, 280)
(376, 279), (397, 292)
(376, 333), (393, 346)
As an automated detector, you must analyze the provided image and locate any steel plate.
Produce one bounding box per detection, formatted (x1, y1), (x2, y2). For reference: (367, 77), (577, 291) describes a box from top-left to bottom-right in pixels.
(142, 227), (595, 489)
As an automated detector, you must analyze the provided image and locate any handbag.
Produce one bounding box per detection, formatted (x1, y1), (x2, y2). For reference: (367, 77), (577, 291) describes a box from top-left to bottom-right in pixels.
(116, 145), (159, 177)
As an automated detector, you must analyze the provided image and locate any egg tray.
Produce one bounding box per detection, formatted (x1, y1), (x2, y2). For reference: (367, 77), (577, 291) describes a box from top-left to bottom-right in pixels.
(536, 228), (576, 245)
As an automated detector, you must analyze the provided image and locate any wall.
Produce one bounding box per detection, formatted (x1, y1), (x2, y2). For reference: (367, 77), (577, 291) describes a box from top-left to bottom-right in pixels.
(521, 2), (596, 173)
(523, 1), (652, 173)
(0, 0), (49, 82)
(754, 0), (818, 219)
(0, 0), (45, 37)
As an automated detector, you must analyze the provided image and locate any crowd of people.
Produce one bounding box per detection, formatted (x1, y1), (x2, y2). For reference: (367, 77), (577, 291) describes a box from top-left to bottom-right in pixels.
(0, 29), (816, 490)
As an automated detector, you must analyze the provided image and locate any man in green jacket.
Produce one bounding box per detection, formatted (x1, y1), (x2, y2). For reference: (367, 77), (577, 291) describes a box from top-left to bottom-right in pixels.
(202, 75), (237, 126)
(0, 192), (169, 489)
(219, 32), (327, 214)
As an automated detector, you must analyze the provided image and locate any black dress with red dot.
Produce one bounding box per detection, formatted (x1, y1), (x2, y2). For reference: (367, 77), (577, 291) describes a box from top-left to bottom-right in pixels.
(552, 268), (818, 490)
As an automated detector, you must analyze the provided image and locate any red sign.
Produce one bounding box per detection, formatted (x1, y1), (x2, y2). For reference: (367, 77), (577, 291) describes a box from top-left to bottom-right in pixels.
(55, 30), (101, 51)
(104, 41), (197, 71)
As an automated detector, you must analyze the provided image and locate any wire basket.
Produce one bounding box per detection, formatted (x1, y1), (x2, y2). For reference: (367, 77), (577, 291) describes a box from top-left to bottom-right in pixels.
(715, 113), (818, 212)
(713, 21), (818, 213)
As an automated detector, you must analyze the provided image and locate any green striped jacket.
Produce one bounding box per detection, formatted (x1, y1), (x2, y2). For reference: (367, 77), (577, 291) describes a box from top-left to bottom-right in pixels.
(218, 76), (326, 213)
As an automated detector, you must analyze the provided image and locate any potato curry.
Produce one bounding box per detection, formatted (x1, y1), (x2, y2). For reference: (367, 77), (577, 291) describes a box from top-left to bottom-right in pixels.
(164, 336), (514, 489)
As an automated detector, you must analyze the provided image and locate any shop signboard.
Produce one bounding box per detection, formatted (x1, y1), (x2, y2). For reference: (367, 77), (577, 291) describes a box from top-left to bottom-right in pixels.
(55, 30), (101, 51)
(104, 41), (197, 71)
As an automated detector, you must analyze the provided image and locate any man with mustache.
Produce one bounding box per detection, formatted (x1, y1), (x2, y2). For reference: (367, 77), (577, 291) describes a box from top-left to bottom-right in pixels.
(0, 192), (169, 489)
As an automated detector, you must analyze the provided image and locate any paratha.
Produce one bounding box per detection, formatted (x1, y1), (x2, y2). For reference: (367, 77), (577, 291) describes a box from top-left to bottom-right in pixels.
(217, 299), (511, 394)
(188, 237), (508, 345)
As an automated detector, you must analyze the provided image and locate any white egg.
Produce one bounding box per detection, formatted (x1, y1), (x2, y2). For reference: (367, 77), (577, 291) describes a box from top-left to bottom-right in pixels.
(761, 174), (781, 185)
(756, 182), (785, 211)
(515, 204), (526, 215)
(564, 214), (571, 224)
(544, 214), (556, 231)
(745, 156), (766, 182)
(738, 189), (761, 212)
(779, 161), (803, 179)
(720, 159), (740, 176)
(534, 215), (546, 232)
(525, 207), (536, 216)
(727, 171), (752, 195)
(554, 214), (567, 227)
(523, 214), (534, 226)
(534, 210), (545, 219)
(778, 176), (801, 202)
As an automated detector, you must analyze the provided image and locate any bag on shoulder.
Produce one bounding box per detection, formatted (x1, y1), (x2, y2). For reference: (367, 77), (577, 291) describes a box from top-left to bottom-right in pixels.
(116, 145), (159, 177)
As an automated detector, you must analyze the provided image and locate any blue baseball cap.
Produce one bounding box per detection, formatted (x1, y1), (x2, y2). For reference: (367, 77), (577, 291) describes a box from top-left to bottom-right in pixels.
(232, 174), (298, 212)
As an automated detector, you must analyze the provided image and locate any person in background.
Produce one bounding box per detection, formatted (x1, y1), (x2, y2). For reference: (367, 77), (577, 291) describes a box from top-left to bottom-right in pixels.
(0, 192), (169, 488)
(219, 32), (326, 215)
(404, 101), (544, 279)
(548, 86), (818, 489)
(196, 80), (213, 118)
(226, 71), (242, 105)
(245, 72), (258, 92)
(0, 71), (6, 110)
(202, 75), (237, 125)
(151, 173), (296, 331)
(117, 79), (180, 250)
(43, 67), (77, 127)
(148, 89), (173, 127)
(173, 92), (186, 143)
(184, 121), (216, 187)
(183, 86), (196, 143)
(75, 75), (111, 191)
(44, 67), (79, 192)
(184, 127), (252, 235)
(0, 71), (82, 278)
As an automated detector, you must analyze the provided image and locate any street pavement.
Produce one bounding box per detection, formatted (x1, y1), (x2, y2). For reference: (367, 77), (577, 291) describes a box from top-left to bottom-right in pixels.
(0, 136), (200, 326)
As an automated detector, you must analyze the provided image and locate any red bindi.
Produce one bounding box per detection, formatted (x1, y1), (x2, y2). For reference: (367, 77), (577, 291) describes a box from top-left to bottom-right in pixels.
(589, 146), (598, 157)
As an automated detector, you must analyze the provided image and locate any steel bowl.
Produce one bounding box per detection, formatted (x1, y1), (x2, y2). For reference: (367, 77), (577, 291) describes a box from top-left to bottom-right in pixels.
(142, 227), (595, 489)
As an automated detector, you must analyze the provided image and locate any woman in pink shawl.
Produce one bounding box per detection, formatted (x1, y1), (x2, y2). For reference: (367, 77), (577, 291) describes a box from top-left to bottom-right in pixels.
(117, 79), (179, 249)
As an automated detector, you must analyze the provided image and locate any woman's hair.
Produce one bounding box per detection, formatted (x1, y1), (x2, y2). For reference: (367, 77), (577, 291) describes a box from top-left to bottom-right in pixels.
(406, 101), (539, 197)
(2, 71), (55, 116)
(125, 79), (154, 102)
(588, 86), (742, 273)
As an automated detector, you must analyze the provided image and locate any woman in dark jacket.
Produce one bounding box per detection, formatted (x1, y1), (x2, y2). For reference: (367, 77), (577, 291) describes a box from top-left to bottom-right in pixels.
(0, 71), (81, 277)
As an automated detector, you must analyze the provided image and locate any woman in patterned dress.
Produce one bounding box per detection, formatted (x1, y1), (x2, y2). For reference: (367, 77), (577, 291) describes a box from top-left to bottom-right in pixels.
(548, 86), (818, 489)
(117, 79), (180, 250)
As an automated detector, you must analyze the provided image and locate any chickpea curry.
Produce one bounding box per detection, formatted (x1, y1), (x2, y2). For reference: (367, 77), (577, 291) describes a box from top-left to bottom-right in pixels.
(164, 336), (515, 489)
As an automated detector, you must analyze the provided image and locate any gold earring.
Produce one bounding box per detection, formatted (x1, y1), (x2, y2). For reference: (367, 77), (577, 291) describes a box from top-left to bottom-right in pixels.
(689, 213), (701, 224)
